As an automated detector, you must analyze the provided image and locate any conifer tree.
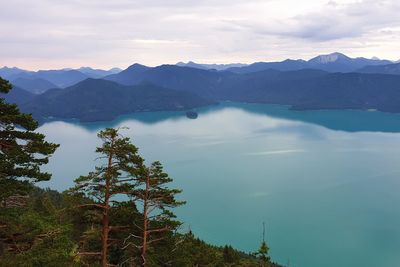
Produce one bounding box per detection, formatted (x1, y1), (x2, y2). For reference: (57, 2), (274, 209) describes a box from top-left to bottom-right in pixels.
(70, 128), (143, 267)
(255, 222), (271, 267)
(127, 161), (185, 266)
(223, 245), (241, 264)
(0, 77), (58, 202)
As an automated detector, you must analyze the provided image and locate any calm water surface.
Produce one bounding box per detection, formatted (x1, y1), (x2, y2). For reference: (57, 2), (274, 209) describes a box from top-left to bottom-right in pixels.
(38, 103), (400, 267)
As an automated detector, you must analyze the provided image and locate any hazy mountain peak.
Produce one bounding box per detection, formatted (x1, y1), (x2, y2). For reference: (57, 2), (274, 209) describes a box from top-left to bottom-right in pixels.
(129, 63), (147, 67)
(108, 67), (122, 73)
(1, 66), (22, 70)
(126, 63), (149, 70)
(176, 61), (207, 70)
(11, 77), (58, 94)
(78, 67), (95, 71)
(0, 66), (28, 79)
(282, 59), (307, 63)
(309, 52), (350, 64)
(176, 61), (248, 71)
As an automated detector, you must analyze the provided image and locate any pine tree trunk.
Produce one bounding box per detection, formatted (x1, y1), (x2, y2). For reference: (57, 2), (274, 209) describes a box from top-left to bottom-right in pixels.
(101, 187), (110, 267)
(141, 175), (150, 266)
(102, 138), (114, 267)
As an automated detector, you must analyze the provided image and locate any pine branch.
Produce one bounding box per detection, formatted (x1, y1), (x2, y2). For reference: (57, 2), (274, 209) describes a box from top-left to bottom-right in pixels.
(147, 226), (170, 234)
(147, 236), (167, 245)
(78, 203), (107, 209)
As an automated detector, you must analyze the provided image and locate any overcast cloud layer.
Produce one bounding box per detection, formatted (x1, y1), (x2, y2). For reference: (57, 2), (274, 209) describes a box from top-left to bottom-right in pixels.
(1, 0), (399, 70)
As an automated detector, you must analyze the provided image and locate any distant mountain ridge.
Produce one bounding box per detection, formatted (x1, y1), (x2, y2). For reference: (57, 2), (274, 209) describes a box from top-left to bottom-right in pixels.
(15, 64), (400, 123)
(105, 64), (151, 85)
(11, 77), (58, 94)
(3, 52), (400, 122)
(19, 78), (215, 122)
(7, 69), (89, 88)
(0, 66), (123, 93)
(357, 62), (400, 75)
(176, 61), (248, 70)
(1, 86), (35, 106)
(74, 67), (122, 78)
(227, 52), (393, 73)
(105, 64), (236, 99)
(226, 59), (309, 73)
(0, 67), (27, 78)
(0, 52), (397, 90)
(104, 64), (400, 113)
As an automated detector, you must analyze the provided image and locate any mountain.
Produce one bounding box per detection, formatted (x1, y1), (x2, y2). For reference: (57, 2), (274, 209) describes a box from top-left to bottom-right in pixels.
(308, 52), (350, 64)
(109, 67), (123, 73)
(6, 54), (400, 121)
(1, 86), (35, 105)
(0, 67), (28, 79)
(307, 52), (392, 72)
(226, 53), (392, 73)
(357, 62), (400, 75)
(176, 61), (247, 71)
(105, 63), (151, 85)
(8, 69), (89, 88)
(105, 64), (236, 98)
(20, 78), (215, 122)
(76, 67), (122, 78)
(222, 70), (400, 112)
(100, 62), (400, 113)
(9, 66), (400, 122)
(11, 77), (58, 94)
(226, 59), (309, 73)
(2, 66), (122, 89)
(106, 64), (400, 113)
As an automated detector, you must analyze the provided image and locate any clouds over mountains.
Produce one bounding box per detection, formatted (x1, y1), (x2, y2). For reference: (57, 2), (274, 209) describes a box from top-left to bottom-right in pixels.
(1, 0), (399, 69)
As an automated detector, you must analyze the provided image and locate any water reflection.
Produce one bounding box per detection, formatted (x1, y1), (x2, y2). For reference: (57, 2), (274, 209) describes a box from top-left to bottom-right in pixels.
(38, 103), (400, 267)
(65, 102), (400, 133)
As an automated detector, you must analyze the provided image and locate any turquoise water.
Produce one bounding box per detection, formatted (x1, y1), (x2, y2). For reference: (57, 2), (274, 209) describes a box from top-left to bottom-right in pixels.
(38, 103), (400, 267)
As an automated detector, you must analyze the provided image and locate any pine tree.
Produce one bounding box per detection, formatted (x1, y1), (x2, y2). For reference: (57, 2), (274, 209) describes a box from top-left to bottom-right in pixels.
(0, 77), (58, 203)
(255, 222), (271, 267)
(223, 245), (241, 264)
(128, 161), (185, 266)
(70, 128), (143, 267)
(0, 188), (78, 267)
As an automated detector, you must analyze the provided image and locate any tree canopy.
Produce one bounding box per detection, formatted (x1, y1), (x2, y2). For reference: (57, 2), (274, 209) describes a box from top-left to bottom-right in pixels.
(0, 77), (58, 201)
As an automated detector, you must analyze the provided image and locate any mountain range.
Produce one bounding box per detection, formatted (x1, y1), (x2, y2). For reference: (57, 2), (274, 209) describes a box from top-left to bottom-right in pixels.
(18, 79), (215, 122)
(1, 86), (35, 106)
(226, 52), (393, 73)
(104, 66), (400, 112)
(2, 52), (398, 94)
(358, 62), (400, 75)
(0, 66), (122, 92)
(2, 52), (400, 122)
(11, 77), (58, 94)
(176, 61), (248, 71)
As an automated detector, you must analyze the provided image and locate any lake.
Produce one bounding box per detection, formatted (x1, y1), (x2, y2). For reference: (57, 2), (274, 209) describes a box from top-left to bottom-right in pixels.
(38, 102), (400, 267)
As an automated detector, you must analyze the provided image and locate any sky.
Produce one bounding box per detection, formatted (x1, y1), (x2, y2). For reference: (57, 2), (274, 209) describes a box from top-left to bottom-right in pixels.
(1, 0), (400, 70)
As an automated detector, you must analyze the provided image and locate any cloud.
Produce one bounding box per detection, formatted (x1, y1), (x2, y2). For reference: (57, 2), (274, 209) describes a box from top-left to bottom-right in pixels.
(1, 0), (399, 69)
(245, 149), (305, 156)
(293, 0), (400, 41)
(226, 0), (400, 41)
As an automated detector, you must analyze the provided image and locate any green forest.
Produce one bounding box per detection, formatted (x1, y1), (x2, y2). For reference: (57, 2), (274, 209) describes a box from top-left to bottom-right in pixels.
(0, 76), (282, 266)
